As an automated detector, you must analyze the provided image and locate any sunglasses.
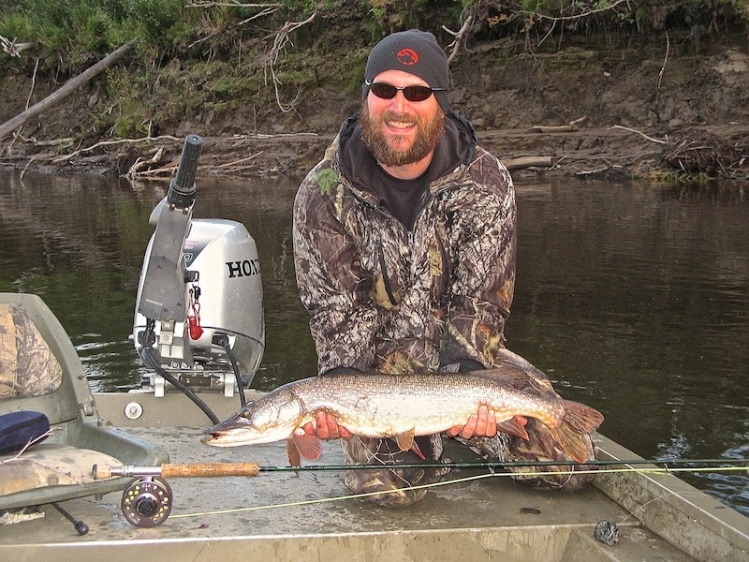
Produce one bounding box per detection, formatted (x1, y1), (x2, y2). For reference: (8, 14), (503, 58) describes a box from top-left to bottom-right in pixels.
(366, 81), (446, 102)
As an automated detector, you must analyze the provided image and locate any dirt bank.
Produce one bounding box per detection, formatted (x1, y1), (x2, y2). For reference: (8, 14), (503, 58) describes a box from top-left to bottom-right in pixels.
(1, 34), (749, 181)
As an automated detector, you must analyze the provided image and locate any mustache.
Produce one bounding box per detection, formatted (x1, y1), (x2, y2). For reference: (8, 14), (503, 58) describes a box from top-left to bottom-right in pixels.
(370, 111), (421, 127)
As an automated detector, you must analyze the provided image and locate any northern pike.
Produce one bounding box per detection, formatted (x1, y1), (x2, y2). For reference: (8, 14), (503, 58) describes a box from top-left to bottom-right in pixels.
(202, 371), (604, 464)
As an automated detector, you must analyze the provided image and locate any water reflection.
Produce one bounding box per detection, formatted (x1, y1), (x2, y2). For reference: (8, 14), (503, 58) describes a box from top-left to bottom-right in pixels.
(0, 170), (747, 515)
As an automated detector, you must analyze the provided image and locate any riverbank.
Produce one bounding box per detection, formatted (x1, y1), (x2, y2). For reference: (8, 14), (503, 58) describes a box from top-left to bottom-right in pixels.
(1, 32), (749, 181)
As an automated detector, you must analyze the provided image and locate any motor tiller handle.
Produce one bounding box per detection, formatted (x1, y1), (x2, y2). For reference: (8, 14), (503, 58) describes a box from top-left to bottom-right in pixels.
(167, 133), (203, 208)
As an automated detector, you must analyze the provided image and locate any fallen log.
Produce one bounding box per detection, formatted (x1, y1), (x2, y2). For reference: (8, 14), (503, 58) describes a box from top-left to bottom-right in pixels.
(504, 156), (553, 170)
(0, 39), (138, 142)
(528, 116), (588, 134)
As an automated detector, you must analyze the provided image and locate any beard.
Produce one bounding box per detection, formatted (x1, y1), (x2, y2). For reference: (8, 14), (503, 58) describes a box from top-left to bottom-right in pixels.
(360, 102), (445, 167)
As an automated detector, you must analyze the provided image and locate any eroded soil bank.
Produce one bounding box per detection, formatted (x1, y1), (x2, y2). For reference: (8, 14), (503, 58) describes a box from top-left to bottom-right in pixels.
(1, 32), (748, 180)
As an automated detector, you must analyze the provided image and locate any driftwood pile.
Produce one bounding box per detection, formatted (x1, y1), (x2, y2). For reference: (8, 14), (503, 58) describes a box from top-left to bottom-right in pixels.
(607, 125), (749, 180)
(4, 116), (749, 180)
(660, 128), (748, 179)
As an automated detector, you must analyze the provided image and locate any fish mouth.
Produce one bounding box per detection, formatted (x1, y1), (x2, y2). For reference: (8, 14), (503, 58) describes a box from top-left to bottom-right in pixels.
(201, 433), (230, 446)
(201, 417), (286, 447)
(201, 427), (252, 447)
(201, 417), (251, 446)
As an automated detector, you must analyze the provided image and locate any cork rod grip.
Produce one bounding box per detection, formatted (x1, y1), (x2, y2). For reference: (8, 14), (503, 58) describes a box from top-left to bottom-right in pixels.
(161, 462), (260, 477)
(94, 462), (261, 479)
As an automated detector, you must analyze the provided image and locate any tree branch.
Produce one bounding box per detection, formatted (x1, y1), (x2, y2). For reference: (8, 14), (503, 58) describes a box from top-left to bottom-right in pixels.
(0, 39), (139, 142)
(262, 12), (316, 113)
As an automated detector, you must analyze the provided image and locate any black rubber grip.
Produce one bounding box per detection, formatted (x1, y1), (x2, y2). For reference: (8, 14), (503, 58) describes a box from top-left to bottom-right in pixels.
(167, 134), (203, 207)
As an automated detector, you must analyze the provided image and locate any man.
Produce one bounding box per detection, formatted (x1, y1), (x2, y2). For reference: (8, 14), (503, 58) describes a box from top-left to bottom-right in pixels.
(292, 29), (595, 506)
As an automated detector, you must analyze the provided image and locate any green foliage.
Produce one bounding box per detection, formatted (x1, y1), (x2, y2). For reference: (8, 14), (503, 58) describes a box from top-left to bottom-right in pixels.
(462, 0), (749, 49)
(0, 0), (196, 70)
(348, 51), (369, 92)
(104, 66), (154, 138)
(2, 0), (748, 144)
(367, 0), (465, 34)
(0, 13), (36, 42)
(3, 0), (746, 74)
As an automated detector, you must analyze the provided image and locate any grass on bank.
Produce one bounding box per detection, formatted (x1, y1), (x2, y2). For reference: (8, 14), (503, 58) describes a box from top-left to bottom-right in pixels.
(1, 0), (747, 75)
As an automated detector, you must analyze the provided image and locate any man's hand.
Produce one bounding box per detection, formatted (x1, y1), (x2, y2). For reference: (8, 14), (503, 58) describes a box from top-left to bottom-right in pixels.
(446, 405), (497, 439)
(302, 411), (353, 440)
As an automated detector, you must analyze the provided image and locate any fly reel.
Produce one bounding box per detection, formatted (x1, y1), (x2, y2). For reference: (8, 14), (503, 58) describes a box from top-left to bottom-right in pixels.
(95, 461), (261, 527)
(121, 476), (173, 527)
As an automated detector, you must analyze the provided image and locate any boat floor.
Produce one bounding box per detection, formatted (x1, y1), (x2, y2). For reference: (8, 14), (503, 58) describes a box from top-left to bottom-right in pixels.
(0, 395), (749, 562)
(1, 393), (748, 562)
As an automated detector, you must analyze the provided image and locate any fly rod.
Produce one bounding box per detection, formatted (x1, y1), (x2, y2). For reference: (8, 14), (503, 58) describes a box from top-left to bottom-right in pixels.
(94, 457), (749, 479)
(98, 457), (747, 528)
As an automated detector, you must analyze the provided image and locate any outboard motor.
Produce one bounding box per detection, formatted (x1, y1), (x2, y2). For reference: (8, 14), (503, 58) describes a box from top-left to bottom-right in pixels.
(133, 135), (264, 408)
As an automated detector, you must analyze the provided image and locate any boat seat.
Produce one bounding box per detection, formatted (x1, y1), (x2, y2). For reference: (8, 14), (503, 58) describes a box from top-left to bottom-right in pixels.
(0, 293), (169, 510)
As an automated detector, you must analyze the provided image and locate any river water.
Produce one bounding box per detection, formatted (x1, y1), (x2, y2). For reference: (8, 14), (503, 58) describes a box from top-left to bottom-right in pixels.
(1, 169), (747, 516)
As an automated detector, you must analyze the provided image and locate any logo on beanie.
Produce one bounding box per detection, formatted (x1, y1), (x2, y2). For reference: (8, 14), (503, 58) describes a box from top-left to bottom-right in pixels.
(396, 48), (419, 66)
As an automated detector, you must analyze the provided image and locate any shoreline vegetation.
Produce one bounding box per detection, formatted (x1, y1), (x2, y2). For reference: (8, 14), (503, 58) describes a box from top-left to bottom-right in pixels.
(1, 0), (748, 181)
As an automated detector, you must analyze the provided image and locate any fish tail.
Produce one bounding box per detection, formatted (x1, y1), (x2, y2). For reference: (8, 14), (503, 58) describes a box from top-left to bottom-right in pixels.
(549, 422), (594, 463)
(559, 400), (604, 434)
(547, 400), (604, 463)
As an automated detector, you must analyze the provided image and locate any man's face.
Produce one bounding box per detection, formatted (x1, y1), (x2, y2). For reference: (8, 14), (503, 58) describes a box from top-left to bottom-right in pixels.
(360, 70), (445, 168)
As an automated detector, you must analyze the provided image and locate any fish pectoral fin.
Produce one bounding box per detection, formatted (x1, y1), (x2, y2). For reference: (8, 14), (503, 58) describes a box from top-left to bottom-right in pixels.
(286, 438), (301, 476)
(292, 432), (322, 461)
(496, 415), (530, 440)
(394, 428), (416, 452)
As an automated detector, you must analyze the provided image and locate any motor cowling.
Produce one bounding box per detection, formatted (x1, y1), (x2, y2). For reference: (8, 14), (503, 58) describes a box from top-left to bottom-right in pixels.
(134, 218), (265, 395)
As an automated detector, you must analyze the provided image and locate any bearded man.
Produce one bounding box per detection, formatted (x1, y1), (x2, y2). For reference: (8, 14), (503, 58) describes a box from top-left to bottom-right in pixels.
(292, 29), (596, 506)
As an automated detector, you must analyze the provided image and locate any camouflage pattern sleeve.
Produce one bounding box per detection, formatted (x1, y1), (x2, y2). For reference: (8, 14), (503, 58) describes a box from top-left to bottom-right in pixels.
(292, 161), (380, 375)
(439, 148), (517, 370)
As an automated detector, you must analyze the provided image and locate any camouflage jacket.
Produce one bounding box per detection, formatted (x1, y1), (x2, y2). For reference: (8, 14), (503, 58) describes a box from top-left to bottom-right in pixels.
(293, 111), (517, 375)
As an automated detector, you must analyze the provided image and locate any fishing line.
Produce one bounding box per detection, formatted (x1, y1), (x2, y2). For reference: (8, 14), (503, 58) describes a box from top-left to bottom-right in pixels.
(167, 462), (748, 520)
(168, 471), (500, 519)
(249, 457), (749, 473)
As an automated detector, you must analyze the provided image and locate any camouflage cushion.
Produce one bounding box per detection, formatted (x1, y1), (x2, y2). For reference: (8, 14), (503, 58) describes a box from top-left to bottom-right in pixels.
(0, 444), (118, 496)
(0, 304), (63, 400)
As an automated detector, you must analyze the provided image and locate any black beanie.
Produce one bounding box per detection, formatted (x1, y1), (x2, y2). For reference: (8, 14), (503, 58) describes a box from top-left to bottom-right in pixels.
(363, 29), (450, 113)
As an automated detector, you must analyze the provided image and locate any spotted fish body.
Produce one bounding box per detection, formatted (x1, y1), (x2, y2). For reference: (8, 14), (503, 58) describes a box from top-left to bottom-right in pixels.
(203, 372), (604, 463)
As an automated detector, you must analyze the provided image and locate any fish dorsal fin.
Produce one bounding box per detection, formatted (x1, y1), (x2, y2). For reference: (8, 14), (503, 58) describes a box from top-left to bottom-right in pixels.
(496, 415), (529, 440)
(473, 366), (530, 389)
(560, 400), (605, 433)
(292, 432), (322, 461)
(395, 428), (416, 452)
(548, 401), (603, 463)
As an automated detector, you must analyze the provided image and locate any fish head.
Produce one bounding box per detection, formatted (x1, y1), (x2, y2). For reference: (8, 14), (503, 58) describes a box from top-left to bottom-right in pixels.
(202, 395), (303, 447)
